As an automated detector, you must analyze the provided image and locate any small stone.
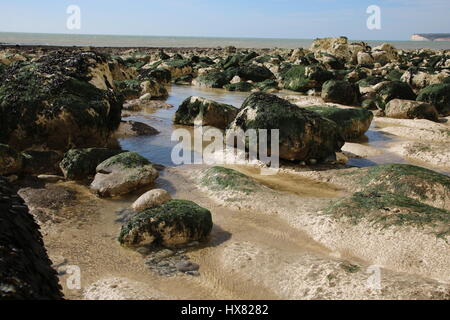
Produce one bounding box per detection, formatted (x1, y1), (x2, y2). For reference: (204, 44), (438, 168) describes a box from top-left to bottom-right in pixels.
(37, 174), (64, 183)
(176, 261), (200, 273)
(131, 189), (172, 212)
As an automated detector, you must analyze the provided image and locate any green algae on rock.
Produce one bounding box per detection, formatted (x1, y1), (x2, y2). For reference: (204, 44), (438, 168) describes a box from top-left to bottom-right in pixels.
(325, 190), (450, 239)
(374, 81), (417, 108)
(228, 93), (345, 161)
(0, 51), (123, 151)
(91, 152), (159, 197)
(200, 166), (263, 195)
(119, 200), (213, 247)
(283, 65), (333, 92)
(174, 96), (238, 129)
(304, 106), (373, 141)
(60, 148), (125, 180)
(321, 80), (360, 105)
(337, 164), (450, 211)
(417, 83), (450, 116)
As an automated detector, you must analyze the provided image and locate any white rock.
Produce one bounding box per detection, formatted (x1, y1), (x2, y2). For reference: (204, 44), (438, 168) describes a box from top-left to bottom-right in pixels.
(132, 189), (172, 212)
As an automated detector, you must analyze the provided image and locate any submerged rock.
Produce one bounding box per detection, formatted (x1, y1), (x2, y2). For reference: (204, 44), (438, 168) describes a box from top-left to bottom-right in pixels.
(384, 99), (439, 121)
(417, 83), (450, 116)
(91, 152), (159, 197)
(60, 148), (124, 180)
(114, 120), (159, 138)
(305, 106), (373, 140)
(321, 80), (360, 105)
(0, 177), (63, 299)
(228, 93), (345, 161)
(119, 200), (213, 247)
(174, 96), (238, 129)
(200, 166), (263, 194)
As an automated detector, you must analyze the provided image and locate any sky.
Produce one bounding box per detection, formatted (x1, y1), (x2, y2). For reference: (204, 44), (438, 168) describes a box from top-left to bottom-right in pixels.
(0, 0), (449, 40)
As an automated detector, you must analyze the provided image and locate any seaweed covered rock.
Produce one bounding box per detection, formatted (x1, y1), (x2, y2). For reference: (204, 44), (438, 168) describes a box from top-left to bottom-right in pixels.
(200, 166), (263, 195)
(325, 190), (450, 238)
(0, 51), (123, 151)
(283, 65), (333, 92)
(140, 80), (168, 100)
(224, 81), (254, 92)
(193, 71), (229, 88)
(338, 164), (450, 210)
(237, 64), (275, 82)
(374, 81), (416, 107)
(321, 80), (360, 105)
(174, 96), (238, 129)
(138, 68), (172, 84)
(90, 152), (159, 197)
(384, 99), (439, 121)
(255, 79), (279, 92)
(0, 177), (63, 300)
(0, 144), (22, 175)
(119, 200), (213, 247)
(228, 93), (345, 161)
(305, 106), (373, 141)
(60, 148), (125, 180)
(114, 80), (142, 99)
(416, 83), (450, 116)
(160, 59), (193, 78)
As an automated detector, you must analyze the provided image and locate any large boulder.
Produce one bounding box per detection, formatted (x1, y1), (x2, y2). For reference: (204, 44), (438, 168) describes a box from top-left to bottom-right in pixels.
(90, 152), (159, 197)
(0, 51), (123, 151)
(193, 71), (229, 88)
(140, 80), (168, 100)
(118, 200), (213, 247)
(321, 80), (360, 105)
(417, 83), (450, 116)
(174, 96), (238, 129)
(310, 37), (353, 62)
(374, 81), (416, 107)
(0, 144), (22, 175)
(237, 64), (275, 82)
(384, 99), (439, 121)
(228, 93), (345, 161)
(305, 106), (373, 141)
(283, 65), (333, 92)
(60, 148), (125, 180)
(160, 59), (193, 78)
(0, 177), (63, 300)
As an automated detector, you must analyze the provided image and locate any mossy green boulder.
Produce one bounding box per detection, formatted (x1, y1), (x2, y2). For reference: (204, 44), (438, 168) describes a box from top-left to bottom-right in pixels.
(90, 152), (159, 197)
(193, 71), (229, 88)
(60, 148), (125, 180)
(114, 79), (141, 99)
(321, 80), (360, 105)
(228, 93), (345, 161)
(0, 51), (123, 151)
(174, 96), (238, 129)
(118, 200), (213, 247)
(224, 81), (254, 92)
(283, 65), (333, 92)
(374, 81), (416, 107)
(416, 83), (450, 116)
(237, 64), (275, 82)
(305, 106), (373, 141)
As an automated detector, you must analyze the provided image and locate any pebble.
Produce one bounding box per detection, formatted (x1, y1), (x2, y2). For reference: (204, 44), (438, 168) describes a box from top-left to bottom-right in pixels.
(175, 261), (200, 272)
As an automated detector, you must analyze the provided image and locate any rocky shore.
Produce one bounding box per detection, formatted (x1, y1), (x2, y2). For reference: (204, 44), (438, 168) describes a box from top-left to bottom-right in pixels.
(0, 37), (449, 300)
